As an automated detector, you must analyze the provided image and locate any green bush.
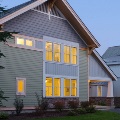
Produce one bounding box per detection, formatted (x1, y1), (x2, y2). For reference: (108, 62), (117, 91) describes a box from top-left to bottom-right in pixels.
(54, 101), (64, 112)
(98, 101), (106, 106)
(76, 108), (87, 114)
(68, 100), (79, 110)
(81, 101), (89, 108)
(35, 93), (48, 114)
(0, 112), (9, 119)
(13, 96), (24, 116)
(86, 106), (96, 113)
(67, 110), (77, 116)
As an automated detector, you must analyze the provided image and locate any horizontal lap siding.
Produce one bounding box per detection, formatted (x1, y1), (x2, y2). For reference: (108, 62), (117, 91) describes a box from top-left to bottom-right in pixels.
(0, 43), (43, 107)
(79, 50), (88, 101)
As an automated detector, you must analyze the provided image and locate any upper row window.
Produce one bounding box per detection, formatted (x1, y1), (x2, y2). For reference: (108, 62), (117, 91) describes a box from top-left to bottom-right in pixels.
(17, 38), (33, 47)
(46, 42), (77, 64)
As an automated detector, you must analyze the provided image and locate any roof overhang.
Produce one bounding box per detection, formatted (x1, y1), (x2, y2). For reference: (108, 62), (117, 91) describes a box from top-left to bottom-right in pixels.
(55, 0), (100, 48)
(0, 0), (100, 48)
(92, 50), (117, 81)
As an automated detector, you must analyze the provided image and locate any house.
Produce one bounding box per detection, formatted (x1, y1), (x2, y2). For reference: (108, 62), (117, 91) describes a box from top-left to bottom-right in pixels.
(0, 0), (117, 110)
(102, 46), (120, 97)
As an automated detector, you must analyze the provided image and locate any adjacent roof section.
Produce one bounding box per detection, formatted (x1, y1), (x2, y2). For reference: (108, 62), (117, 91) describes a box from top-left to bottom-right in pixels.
(0, 0), (37, 19)
(103, 46), (120, 59)
(93, 50), (117, 81)
(0, 0), (100, 48)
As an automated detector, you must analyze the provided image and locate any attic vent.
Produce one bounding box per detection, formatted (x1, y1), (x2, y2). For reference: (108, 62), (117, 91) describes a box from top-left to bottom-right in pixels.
(33, 2), (64, 18)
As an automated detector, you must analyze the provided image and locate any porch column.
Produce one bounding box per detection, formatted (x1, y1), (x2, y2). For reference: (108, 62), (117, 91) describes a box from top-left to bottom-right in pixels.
(107, 81), (113, 97)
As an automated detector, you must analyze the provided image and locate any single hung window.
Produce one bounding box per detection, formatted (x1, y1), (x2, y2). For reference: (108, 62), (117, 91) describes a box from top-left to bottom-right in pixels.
(46, 77), (52, 96)
(97, 86), (102, 97)
(64, 79), (70, 96)
(54, 44), (61, 62)
(26, 39), (33, 47)
(54, 78), (60, 96)
(16, 78), (26, 95)
(46, 42), (53, 61)
(16, 38), (24, 45)
(71, 79), (77, 96)
(64, 46), (70, 63)
(71, 47), (77, 64)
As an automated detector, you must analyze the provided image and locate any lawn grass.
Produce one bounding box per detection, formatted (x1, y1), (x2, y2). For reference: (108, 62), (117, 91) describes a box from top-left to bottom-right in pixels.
(29, 111), (120, 120)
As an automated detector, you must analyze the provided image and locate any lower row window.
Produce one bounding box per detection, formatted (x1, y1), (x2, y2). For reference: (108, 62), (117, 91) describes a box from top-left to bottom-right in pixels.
(45, 77), (77, 97)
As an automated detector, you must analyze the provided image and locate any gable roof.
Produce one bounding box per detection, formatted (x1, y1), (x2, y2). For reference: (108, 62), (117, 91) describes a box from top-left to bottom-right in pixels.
(92, 50), (117, 81)
(0, 0), (100, 48)
(103, 46), (120, 59)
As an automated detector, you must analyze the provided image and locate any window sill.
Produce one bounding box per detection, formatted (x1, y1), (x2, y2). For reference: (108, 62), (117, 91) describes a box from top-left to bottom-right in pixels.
(45, 61), (78, 66)
(6, 43), (43, 52)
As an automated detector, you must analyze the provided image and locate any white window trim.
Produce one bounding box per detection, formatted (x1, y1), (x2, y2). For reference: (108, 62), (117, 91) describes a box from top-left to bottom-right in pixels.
(97, 86), (102, 97)
(7, 34), (43, 51)
(44, 37), (79, 65)
(16, 77), (26, 96)
(45, 76), (78, 98)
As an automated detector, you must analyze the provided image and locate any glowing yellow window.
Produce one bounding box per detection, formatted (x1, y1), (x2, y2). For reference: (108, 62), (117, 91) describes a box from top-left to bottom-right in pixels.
(71, 47), (77, 64)
(54, 44), (61, 62)
(71, 80), (77, 96)
(64, 46), (70, 63)
(54, 78), (60, 96)
(98, 86), (102, 97)
(46, 77), (52, 96)
(46, 42), (53, 61)
(64, 79), (70, 96)
(16, 38), (24, 45)
(26, 40), (33, 47)
(18, 80), (24, 92)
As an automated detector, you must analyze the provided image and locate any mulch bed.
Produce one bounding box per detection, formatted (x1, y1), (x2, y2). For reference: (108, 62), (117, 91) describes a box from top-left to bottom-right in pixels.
(8, 110), (69, 120)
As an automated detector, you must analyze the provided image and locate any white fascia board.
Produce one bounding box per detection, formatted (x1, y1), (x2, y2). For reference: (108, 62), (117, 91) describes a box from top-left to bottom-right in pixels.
(93, 50), (117, 81)
(62, 0), (100, 48)
(0, 0), (47, 24)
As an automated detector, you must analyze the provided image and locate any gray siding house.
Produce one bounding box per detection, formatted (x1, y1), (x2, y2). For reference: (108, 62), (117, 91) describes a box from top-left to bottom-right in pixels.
(0, 0), (117, 109)
(103, 46), (120, 97)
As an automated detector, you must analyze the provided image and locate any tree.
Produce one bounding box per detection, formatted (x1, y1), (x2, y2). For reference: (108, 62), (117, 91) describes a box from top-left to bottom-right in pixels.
(0, 5), (17, 69)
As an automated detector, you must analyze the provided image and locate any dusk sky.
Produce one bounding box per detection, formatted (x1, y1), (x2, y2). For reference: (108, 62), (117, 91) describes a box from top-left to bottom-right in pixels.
(1, 0), (120, 55)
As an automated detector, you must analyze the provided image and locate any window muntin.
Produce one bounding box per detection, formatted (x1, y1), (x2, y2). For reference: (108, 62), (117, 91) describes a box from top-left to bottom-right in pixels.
(64, 46), (70, 63)
(98, 86), (102, 97)
(46, 42), (53, 61)
(26, 39), (33, 47)
(16, 78), (26, 95)
(54, 44), (61, 62)
(16, 38), (24, 45)
(54, 78), (60, 96)
(71, 47), (77, 64)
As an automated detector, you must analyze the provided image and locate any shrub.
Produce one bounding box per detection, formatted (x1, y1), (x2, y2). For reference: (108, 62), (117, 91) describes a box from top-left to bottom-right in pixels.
(76, 108), (87, 114)
(0, 89), (9, 107)
(67, 110), (77, 116)
(86, 106), (96, 113)
(81, 101), (89, 108)
(68, 100), (79, 110)
(13, 96), (24, 116)
(35, 93), (48, 114)
(54, 101), (64, 112)
(98, 101), (106, 106)
(0, 112), (9, 119)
